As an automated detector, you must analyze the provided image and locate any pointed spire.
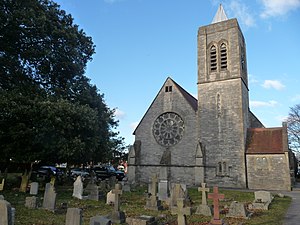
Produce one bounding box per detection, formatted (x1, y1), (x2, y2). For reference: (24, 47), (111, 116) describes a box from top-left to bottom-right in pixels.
(211, 4), (228, 24)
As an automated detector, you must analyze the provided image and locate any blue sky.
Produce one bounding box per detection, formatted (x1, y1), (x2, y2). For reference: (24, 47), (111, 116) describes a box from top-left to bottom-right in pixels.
(55, 0), (300, 145)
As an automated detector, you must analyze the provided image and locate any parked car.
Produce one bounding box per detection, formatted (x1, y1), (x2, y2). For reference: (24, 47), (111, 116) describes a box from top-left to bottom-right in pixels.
(70, 168), (90, 178)
(92, 165), (125, 181)
(33, 165), (64, 179)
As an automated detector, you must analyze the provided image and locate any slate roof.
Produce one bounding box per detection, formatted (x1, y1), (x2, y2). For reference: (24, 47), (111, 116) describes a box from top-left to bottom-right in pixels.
(246, 127), (285, 154)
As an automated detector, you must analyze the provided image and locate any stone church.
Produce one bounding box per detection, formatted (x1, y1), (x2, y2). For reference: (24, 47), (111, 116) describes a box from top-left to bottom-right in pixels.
(127, 5), (295, 191)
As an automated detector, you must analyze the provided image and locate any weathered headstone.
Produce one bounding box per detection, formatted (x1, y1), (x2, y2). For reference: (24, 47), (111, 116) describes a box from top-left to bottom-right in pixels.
(25, 196), (38, 209)
(0, 178), (5, 191)
(0, 195), (4, 200)
(73, 176), (83, 200)
(90, 216), (111, 225)
(0, 200), (13, 225)
(158, 167), (169, 201)
(208, 186), (224, 225)
(50, 176), (56, 186)
(65, 208), (82, 225)
(108, 176), (117, 190)
(42, 183), (56, 211)
(126, 215), (158, 225)
(85, 182), (99, 201)
(226, 201), (250, 219)
(145, 174), (162, 210)
(249, 190), (273, 210)
(106, 190), (115, 205)
(108, 183), (125, 224)
(19, 174), (29, 192)
(171, 198), (191, 225)
(30, 182), (39, 195)
(169, 183), (190, 208)
(121, 180), (131, 192)
(196, 183), (212, 216)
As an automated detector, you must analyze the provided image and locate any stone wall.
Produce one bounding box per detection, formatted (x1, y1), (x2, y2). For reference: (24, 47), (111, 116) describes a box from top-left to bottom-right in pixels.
(247, 153), (291, 191)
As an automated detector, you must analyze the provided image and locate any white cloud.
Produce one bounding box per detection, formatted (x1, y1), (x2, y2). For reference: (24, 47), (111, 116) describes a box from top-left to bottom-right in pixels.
(248, 74), (259, 84)
(262, 80), (285, 90)
(114, 108), (126, 119)
(250, 100), (278, 108)
(291, 94), (300, 102)
(130, 121), (139, 131)
(228, 0), (256, 27)
(275, 115), (288, 123)
(260, 0), (300, 18)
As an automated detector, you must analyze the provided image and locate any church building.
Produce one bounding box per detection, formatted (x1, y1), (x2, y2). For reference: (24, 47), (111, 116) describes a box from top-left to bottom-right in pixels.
(127, 5), (294, 191)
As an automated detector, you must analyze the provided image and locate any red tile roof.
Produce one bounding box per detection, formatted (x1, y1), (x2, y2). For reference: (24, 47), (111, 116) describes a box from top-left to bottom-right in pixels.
(246, 127), (285, 154)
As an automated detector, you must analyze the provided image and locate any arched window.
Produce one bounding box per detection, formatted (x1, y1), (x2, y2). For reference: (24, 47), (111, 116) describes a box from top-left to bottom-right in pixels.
(210, 45), (217, 72)
(220, 43), (227, 70)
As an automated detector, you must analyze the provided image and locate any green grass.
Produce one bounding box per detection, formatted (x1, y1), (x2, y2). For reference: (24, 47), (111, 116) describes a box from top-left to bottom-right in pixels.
(1, 185), (291, 225)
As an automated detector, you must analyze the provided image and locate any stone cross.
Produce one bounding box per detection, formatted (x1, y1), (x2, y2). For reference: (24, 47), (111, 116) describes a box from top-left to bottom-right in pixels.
(198, 182), (209, 205)
(151, 174), (158, 196)
(208, 186), (224, 225)
(112, 183), (123, 211)
(171, 198), (191, 225)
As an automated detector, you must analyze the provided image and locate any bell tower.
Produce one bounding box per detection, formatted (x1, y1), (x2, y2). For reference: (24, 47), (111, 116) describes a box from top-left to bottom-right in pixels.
(197, 5), (249, 188)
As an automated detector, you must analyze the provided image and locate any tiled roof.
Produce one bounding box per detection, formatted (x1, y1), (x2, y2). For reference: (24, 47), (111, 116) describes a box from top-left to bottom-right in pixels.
(246, 127), (284, 154)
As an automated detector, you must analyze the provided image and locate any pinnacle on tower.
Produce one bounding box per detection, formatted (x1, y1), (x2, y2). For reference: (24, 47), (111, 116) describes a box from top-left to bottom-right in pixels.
(211, 4), (228, 24)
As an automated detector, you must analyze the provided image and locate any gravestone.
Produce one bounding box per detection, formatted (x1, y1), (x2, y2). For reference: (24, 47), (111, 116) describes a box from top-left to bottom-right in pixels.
(25, 196), (38, 209)
(30, 182), (39, 195)
(108, 176), (117, 190)
(171, 198), (191, 225)
(126, 215), (158, 225)
(0, 200), (13, 225)
(158, 167), (169, 201)
(169, 183), (190, 208)
(249, 191), (273, 210)
(145, 174), (162, 210)
(85, 182), (99, 201)
(90, 216), (111, 225)
(226, 201), (250, 219)
(42, 183), (56, 211)
(73, 176), (83, 199)
(19, 174), (29, 192)
(106, 190), (115, 205)
(0, 195), (4, 200)
(208, 186), (225, 225)
(196, 183), (212, 216)
(0, 178), (5, 191)
(108, 183), (125, 224)
(50, 176), (56, 186)
(65, 208), (82, 225)
(121, 180), (131, 192)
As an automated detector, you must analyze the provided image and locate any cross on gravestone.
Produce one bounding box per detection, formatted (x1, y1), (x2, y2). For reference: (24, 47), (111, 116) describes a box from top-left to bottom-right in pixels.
(198, 183), (209, 205)
(112, 183), (122, 212)
(208, 186), (224, 225)
(171, 198), (191, 225)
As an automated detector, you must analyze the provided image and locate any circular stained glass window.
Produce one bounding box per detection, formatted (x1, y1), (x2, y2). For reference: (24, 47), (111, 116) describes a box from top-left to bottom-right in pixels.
(153, 112), (184, 147)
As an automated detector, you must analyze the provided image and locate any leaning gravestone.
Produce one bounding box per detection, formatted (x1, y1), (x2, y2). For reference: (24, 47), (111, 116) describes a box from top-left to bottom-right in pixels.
(108, 183), (126, 224)
(226, 201), (250, 219)
(171, 198), (191, 225)
(19, 174), (29, 192)
(90, 215), (111, 225)
(0, 200), (13, 225)
(196, 183), (212, 216)
(42, 183), (56, 211)
(73, 176), (83, 200)
(30, 182), (39, 195)
(25, 196), (38, 209)
(65, 208), (82, 225)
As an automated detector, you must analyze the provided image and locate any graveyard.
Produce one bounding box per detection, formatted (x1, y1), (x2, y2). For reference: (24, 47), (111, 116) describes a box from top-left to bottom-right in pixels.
(0, 175), (292, 225)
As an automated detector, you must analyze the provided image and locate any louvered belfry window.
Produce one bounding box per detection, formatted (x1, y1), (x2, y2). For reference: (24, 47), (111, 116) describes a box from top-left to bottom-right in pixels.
(220, 43), (227, 70)
(210, 45), (217, 72)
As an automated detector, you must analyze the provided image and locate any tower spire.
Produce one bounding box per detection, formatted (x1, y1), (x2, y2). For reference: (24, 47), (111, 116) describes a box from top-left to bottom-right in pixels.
(211, 4), (228, 24)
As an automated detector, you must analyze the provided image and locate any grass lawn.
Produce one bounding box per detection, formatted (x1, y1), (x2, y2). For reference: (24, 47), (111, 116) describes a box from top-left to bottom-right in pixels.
(1, 184), (291, 225)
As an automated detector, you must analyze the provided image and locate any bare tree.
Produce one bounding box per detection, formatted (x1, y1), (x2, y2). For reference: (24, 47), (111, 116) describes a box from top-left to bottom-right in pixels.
(287, 104), (300, 153)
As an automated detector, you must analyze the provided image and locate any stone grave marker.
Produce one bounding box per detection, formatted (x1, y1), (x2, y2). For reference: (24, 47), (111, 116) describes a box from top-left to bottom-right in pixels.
(226, 201), (250, 219)
(50, 176), (56, 186)
(19, 174), (29, 192)
(0, 195), (4, 200)
(0, 178), (5, 191)
(169, 183), (190, 208)
(30, 182), (39, 195)
(171, 198), (191, 225)
(0, 200), (13, 225)
(42, 183), (57, 211)
(85, 182), (99, 201)
(158, 167), (169, 201)
(249, 190), (273, 210)
(145, 174), (162, 210)
(208, 186), (224, 225)
(90, 215), (111, 225)
(126, 215), (158, 225)
(196, 182), (212, 216)
(25, 196), (38, 209)
(108, 183), (125, 224)
(73, 176), (83, 199)
(65, 208), (82, 225)
(108, 176), (117, 189)
(106, 190), (115, 205)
